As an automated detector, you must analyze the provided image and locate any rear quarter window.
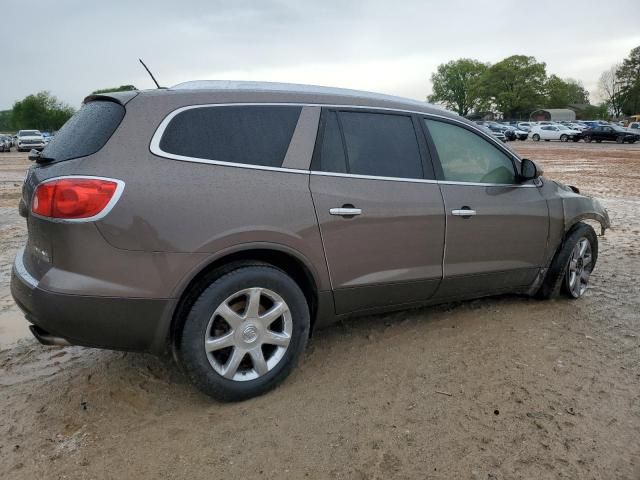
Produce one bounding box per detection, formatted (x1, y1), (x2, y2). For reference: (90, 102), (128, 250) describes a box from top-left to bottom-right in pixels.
(157, 105), (302, 168)
(42, 101), (125, 162)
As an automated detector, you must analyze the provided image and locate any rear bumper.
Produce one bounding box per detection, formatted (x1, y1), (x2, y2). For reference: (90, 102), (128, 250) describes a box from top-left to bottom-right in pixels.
(11, 247), (176, 353)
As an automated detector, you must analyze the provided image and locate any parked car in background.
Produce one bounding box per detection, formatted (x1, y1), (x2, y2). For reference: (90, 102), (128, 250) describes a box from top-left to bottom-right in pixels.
(15, 130), (46, 152)
(0, 135), (12, 152)
(10, 81), (610, 400)
(583, 125), (639, 144)
(566, 122), (586, 131)
(517, 122), (533, 131)
(530, 125), (581, 142)
(509, 126), (529, 141)
(489, 124), (516, 141)
(477, 124), (506, 142)
(627, 122), (639, 131)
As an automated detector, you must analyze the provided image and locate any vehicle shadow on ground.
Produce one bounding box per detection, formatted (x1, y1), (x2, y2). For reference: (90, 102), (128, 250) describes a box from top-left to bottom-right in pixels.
(3, 292), (542, 405)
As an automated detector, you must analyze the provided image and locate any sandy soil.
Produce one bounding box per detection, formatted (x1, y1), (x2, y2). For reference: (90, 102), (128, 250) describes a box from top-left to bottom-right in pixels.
(0, 142), (639, 479)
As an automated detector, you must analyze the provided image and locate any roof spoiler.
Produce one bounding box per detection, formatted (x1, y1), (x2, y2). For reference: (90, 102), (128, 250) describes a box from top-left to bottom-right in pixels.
(83, 90), (140, 106)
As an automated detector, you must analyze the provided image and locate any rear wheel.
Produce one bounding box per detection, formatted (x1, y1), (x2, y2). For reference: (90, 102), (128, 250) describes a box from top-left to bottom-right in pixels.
(584, 135), (592, 143)
(537, 222), (598, 299)
(178, 265), (310, 401)
(616, 136), (624, 144)
(560, 134), (568, 142)
(532, 134), (540, 141)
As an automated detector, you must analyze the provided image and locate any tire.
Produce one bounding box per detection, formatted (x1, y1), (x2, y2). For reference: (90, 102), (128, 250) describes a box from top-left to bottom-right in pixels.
(573, 137), (580, 142)
(616, 136), (624, 144)
(596, 139), (602, 143)
(178, 265), (310, 401)
(584, 135), (592, 143)
(560, 134), (568, 142)
(537, 222), (598, 300)
(532, 134), (540, 141)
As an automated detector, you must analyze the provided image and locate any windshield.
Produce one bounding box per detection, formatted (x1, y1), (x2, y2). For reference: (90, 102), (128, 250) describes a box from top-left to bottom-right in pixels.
(19, 130), (40, 136)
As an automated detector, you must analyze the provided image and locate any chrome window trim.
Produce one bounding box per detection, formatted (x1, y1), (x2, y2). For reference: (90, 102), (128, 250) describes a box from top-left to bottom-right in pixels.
(309, 170), (538, 188)
(30, 175), (126, 223)
(14, 246), (38, 288)
(149, 102), (537, 188)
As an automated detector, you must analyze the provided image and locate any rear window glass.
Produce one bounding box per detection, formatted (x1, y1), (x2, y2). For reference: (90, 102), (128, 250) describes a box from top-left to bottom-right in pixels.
(158, 105), (302, 168)
(42, 101), (125, 162)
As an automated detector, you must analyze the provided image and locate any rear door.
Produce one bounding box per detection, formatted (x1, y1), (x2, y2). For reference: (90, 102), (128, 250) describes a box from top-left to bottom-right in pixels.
(422, 117), (549, 299)
(310, 109), (445, 314)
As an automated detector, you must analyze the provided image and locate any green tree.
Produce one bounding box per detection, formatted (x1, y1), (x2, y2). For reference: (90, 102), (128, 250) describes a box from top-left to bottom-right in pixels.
(579, 103), (609, 120)
(427, 59), (489, 116)
(545, 75), (589, 107)
(617, 46), (640, 115)
(91, 85), (138, 95)
(0, 110), (11, 132)
(482, 55), (547, 119)
(11, 91), (75, 131)
(598, 65), (623, 117)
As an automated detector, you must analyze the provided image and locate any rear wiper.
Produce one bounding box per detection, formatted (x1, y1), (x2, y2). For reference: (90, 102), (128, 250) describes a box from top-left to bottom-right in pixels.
(28, 149), (54, 164)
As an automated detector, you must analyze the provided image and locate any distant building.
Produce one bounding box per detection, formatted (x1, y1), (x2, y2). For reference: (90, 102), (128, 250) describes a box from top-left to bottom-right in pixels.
(530, 109), (576, 122)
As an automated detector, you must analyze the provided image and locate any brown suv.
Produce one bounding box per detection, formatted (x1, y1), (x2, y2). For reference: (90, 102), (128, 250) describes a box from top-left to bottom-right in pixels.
(11, 81), (610, 400)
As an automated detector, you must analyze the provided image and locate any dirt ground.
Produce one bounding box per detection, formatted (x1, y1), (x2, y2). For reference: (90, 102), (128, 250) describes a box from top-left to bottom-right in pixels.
(1, 142), (639, 479)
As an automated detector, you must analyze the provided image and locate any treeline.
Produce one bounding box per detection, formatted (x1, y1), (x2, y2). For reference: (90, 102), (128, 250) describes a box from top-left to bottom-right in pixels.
(428, 47), (639, 120)
(0, 85), (137, 132)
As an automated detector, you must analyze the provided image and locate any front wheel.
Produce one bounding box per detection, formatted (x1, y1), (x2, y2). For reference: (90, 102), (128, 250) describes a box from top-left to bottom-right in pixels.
(532, 134), (540, 141)
(178, 265), (310, 401)
(537, 222), (598, 299)
(584, 135), (592, 143)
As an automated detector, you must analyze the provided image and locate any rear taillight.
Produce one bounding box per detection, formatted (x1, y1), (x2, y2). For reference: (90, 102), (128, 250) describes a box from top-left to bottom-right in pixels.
(32, 177), (124, 220)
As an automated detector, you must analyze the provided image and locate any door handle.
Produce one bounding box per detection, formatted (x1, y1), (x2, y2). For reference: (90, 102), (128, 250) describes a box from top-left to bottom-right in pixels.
(451, 207), (477, 217)
(330, 206), (362, 217)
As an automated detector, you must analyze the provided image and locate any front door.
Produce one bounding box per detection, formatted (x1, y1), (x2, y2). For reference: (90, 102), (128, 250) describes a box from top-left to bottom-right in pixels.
(310, 109), (445, 314)
(422, 118), (549, 299)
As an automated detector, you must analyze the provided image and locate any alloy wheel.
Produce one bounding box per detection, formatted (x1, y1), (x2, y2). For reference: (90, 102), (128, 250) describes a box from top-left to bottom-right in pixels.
(566, 238), (593, 298)
(204, 287), (292, 381)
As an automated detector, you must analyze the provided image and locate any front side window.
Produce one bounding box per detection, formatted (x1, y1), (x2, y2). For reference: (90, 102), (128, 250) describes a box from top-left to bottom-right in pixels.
(159, 105), (301, 167)
(424, 119), (517, 184)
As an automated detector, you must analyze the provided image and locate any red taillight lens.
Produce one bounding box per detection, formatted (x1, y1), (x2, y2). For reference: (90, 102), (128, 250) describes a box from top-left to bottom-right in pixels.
(32, 177), (121, 220)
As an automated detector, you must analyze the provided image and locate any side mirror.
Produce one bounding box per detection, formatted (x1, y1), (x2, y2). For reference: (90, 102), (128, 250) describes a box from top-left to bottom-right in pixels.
(520, 158), (543, 180)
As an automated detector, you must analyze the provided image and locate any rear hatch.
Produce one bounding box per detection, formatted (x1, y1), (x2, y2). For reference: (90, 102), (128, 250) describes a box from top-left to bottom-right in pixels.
(20, 95), (134, 280)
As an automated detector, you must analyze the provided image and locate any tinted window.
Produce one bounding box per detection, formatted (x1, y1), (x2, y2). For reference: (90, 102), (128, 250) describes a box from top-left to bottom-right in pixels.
(318, 111), (347, 173)
(42, 101), (125, 162)
(159, 106), (301, 167)
(424, 119), (517, 184)
(339, 112), (423, 179)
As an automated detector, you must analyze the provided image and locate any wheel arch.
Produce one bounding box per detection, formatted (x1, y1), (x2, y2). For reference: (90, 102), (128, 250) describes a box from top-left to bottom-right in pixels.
(167, 243), (322, 353)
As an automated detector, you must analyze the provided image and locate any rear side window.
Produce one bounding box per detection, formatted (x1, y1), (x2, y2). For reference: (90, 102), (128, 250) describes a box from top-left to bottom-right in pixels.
(317, 111), (347, 173)
(315, 110), (424, 179)
(340, 112), (423, 179)
(159, 106), (301, 167)
(42, 101), (125, 162)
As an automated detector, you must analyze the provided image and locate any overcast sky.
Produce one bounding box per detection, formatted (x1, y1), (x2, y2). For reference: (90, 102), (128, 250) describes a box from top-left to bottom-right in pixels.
(2, 0), (639, 110)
